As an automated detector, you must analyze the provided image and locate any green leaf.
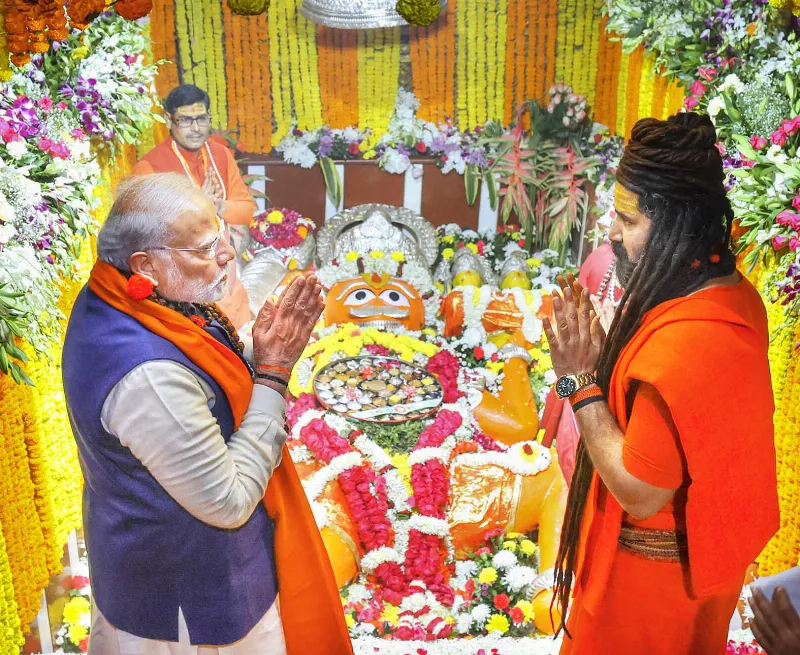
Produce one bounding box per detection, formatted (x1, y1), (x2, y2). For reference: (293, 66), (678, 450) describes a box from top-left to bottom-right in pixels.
(319, 157), (343, 210)
(5, 343), (28, 363)
(731, 134), (757, 161)
(10, 362), (33, 387)
(483, 169), (498, 210)
(465, 165), (480, 206)
(786, 73), (796, 103)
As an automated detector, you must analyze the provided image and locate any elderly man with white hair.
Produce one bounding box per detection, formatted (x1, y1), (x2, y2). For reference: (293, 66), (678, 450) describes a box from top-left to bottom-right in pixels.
(62, 173), (353, 655)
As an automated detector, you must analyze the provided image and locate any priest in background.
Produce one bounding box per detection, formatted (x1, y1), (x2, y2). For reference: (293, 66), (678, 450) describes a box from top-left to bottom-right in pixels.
(132, 84), (255, 328)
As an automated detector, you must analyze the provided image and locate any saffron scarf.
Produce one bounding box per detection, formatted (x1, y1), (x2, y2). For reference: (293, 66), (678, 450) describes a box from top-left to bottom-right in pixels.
(88, 260), (354, 655)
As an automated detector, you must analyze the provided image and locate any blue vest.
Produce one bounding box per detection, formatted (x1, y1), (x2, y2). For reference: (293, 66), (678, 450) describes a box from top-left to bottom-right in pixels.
(62, 287), (278, 645)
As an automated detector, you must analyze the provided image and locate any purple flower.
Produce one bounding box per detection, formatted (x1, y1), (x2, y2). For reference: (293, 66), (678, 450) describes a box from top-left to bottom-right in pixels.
(464, 149), (488, 167)
(59, 84), (75, 98)
(317, 133), (334, 158)
(124, 54), (137, 65)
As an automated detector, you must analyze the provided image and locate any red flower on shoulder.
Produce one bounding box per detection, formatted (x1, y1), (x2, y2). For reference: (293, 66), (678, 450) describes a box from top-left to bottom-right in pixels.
(190, 315), (207, 328)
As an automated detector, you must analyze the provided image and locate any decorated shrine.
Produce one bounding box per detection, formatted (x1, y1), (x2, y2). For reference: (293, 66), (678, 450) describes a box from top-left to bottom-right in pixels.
(0, 1), (798, 654)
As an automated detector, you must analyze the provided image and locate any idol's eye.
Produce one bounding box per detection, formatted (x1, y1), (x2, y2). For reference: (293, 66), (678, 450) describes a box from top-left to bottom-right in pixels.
(344, 288), (377, 306)
(378, 289), (410, 308)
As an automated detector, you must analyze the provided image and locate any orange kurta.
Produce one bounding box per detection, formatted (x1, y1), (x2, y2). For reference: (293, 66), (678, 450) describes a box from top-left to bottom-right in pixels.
(561, 277), (779, 655)
(131, 137), (256, 328)
(88, 260), (354, 655)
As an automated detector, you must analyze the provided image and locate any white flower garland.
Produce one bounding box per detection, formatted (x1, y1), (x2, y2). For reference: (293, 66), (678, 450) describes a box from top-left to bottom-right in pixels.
(352, 636), (563, 655)
(303, 452), (364, 501)
(451, 442), (552, 477)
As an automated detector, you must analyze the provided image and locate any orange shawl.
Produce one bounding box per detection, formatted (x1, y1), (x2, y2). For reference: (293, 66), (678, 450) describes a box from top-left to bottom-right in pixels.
(575, 279), (779, 613)
(88, 260), (354, 654)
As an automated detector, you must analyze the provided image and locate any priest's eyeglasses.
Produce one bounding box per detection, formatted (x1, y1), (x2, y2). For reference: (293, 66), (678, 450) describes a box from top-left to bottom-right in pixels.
(149, 221), (225, 261)
(172, 114), (212, 128)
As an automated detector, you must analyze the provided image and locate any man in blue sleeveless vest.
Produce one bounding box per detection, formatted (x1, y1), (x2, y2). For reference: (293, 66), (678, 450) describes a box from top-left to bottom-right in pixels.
(62, 173), (350, 654)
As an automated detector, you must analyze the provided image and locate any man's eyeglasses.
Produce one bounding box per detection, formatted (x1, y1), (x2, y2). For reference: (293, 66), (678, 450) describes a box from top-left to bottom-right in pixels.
(172, 114), (212, 128)
(149, 222), (225, 261)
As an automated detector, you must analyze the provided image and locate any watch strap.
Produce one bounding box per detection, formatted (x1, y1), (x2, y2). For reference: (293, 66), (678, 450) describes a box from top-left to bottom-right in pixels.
(569, 383), (602, 407)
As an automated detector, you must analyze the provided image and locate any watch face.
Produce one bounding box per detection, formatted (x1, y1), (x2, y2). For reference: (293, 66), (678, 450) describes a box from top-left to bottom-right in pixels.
(556, 376), (577, 398)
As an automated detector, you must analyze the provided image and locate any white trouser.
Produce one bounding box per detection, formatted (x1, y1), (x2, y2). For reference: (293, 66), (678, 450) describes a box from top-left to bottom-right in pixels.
(89, 596), (287, 655)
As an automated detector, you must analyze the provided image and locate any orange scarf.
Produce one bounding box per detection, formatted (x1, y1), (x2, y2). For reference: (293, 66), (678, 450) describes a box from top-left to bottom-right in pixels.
(89, 260), (354, 654)
(575, 279), (779, 613)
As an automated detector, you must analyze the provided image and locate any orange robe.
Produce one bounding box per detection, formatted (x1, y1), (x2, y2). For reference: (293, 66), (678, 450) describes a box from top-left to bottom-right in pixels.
(88, 260), (354, 655)
(561, 277), (779, 655)
(131, 137), (256, 329)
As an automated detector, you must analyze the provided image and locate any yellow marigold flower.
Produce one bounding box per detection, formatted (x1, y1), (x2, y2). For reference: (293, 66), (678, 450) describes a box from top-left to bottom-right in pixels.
(520, 539), (536, 555)
(503, 540), (517, 551)
(486, 613), (510, 634)
(381, 604), (400, 626)
(442, 248), (455, 260)
(466, 242), (478, 254)
(506, 532), (523, 539)
(527, 257), (542, 268)
(297, 225), (308, 238)
(435, 282), (445, 292)
(442, 235), (455, 243)
(486, 361), (504, 374)
(266, 210), (284, 224)
(370, 250), (386, 259)
(0, 71), (12, 82)
(345, 251), (360, 262)
(478, 567), (498, 584)
(364, 149), (377, 159)
(288, 258), (298, 270)
(423, 327), (437, 336)
(71, 46), (90, 60)
(345, 614), (356, 629)
(69, 624), (88, 644)
(514, 599), (535, 622)
(391, 251), (405, 262)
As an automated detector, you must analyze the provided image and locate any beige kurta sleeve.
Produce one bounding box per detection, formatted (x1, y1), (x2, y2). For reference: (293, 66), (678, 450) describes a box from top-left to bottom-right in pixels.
(101, 359), (286, 529)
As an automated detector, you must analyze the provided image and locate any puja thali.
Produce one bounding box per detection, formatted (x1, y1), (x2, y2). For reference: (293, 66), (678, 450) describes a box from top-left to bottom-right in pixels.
(313, 356), (444, 423)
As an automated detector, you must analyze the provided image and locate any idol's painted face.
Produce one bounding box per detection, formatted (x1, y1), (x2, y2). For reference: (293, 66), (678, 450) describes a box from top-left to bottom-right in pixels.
(168, 102), (212, 152)
(609, 184), (652, 286)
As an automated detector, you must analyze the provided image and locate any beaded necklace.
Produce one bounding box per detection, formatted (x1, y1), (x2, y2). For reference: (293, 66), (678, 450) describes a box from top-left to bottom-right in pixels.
(150, 293), (253, 377)
(170, 140), (227, 201)
(597, 259), (622, 309)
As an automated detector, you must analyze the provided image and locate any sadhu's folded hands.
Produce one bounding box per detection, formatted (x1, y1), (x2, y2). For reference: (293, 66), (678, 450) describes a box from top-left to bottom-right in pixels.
(750, 587), (800, 655)
(543, 273), (605, 380)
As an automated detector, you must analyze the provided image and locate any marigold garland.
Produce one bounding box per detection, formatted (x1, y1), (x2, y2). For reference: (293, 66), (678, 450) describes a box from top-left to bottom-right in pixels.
(357, 28), (401, 147)
(637, 52), (657, 120)
(174, 0), (228, 129)
(0, 522), (23, 653)
(318, 27), (359, 128)
(149, 0), (179, 99)
(593, 15), (621, 128)
(409, 0), (456, 124)
(114, 0), (153, 21)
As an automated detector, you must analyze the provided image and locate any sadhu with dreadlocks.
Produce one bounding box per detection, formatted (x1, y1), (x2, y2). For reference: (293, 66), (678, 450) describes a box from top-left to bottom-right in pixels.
(541, 112), (780, 653)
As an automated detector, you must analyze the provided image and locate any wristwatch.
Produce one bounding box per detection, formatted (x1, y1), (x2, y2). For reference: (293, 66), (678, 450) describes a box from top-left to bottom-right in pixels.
(555, 372), (597, 399)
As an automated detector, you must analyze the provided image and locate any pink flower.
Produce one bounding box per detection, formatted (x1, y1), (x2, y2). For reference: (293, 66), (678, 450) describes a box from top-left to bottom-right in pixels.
(697, 66), (717, 81)
(36, 137), (53, 152)
(792, 194), (800, 212)
(493, 593), (510, 610)
(56, 101), (68, 111)
(415, 142), (428, 154)
(476, 239), (486, 255)
(790, 237), (800, 252)
(750, 134), (768, 151)
(715, 142), (726, 156)
(510, 607), (525, 624)
(51, 142), (70, 159)
(684, 96), (700, 110)
(771, 130), (788, 147)
(776, 210), (800, 231)
(37, 97), (53, 111)
(690, 80), (707, 96)
(348, 142), (360, 156)
(72, 128), (86, 139)
(773, 235), (789, 250)
(782, 118), (798, 135)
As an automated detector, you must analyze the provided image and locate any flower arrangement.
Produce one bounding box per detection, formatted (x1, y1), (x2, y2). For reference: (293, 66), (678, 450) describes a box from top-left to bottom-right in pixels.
(43, 13), (164, 150)
(246, 207), (314, 253)
(452, 530), (541, 637)
(0, 13), (161, 383)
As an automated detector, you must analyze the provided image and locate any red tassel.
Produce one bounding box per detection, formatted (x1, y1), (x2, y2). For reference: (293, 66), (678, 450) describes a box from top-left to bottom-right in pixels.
(126, 274), (154, 300)
(709, 253), (721, 264)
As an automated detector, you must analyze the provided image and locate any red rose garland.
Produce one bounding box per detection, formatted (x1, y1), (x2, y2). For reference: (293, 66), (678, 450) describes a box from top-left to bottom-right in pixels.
(404, 408), (463, 605)
(425, 350), (464, 404)
(299, 419), (406, 596)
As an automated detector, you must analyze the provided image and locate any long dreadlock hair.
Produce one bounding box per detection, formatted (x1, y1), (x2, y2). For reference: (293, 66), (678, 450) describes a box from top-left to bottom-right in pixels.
(551, 112), (737, 635)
